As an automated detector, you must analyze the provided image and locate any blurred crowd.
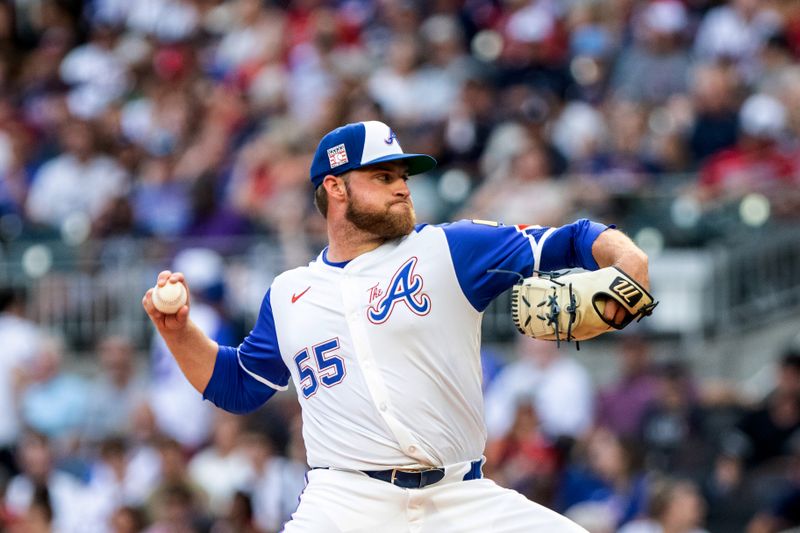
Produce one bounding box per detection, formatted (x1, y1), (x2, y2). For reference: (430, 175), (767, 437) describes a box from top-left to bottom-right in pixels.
(3, 266), (800, 533)
(1, 0), (800, 255)
(2, 0), (800, 532)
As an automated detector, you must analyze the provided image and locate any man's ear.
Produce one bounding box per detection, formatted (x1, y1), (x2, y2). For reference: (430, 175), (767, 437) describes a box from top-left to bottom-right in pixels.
(323, 174), (347, 200)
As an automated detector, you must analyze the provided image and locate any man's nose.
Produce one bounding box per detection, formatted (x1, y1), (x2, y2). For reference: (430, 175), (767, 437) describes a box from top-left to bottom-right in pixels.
(394, 180), (410, 197)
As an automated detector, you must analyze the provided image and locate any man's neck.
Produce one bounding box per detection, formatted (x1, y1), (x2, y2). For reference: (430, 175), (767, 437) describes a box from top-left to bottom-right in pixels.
(326, 224), (387, 262)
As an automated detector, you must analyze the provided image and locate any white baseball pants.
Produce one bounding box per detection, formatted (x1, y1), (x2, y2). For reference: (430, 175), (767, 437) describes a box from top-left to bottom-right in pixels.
(282, 460), (588, 532)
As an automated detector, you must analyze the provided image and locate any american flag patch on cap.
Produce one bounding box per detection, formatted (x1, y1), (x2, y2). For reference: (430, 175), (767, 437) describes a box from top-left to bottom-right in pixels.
(327, 143), (348, 168)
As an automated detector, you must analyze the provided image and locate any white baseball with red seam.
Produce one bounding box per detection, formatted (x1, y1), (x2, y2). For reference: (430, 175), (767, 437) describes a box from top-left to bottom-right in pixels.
(151, 280), (187, 314)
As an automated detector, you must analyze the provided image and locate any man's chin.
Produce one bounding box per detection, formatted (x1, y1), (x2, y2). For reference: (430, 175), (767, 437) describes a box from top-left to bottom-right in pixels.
(346, 201), (416, 239)
(381, 215), (415, 239)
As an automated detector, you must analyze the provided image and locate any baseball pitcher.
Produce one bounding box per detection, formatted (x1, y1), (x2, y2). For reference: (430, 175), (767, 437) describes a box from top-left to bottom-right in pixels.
(143, 121), (654, 532)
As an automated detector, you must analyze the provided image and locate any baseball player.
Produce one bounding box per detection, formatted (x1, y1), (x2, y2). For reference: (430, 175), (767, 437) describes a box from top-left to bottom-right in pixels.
(143, 121), (651, 532)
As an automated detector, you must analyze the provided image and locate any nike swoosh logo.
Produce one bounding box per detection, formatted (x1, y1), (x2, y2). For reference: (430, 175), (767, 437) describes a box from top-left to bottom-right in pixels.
(292, 286), (311, 303)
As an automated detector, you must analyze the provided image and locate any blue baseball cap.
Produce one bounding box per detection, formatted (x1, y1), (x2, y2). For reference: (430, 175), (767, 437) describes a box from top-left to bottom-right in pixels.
(310, 121), (437, 188)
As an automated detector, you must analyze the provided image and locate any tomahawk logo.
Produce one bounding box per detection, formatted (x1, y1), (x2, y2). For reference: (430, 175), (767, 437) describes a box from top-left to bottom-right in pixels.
(367, 257), (431, 324)
(610, 277), (643, 306)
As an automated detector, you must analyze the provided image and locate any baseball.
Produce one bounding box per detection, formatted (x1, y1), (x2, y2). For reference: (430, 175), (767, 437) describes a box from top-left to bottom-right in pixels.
(151, 280), (187, 314)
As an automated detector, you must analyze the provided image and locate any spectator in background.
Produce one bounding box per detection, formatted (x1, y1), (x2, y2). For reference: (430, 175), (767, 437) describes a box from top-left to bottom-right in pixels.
(58, 22), (129, 119)
(121, 402), (163, 512)
(0, 286), (42, 477)
(109, 505), (148, 533)
(618, 478), (710, 533)
(485, 336), (594, 444)
(19, 335), (88, 446)
(83, 335), (147, 444)
(120, 79), (198, 161)
(0, 106), (36, 218)
(610, 0), (692, 107)
(125, 0), (199, 44)
(774, 66), (800, 143)
(730, 380), (800, 469)
(693, 0), (782, 81)
(550, 101), (608, 168)
(697, 93), (796, 206)
(7, 485), (53, 533)
(131, 155), (193, 238)
(493, 0), (569, 96)
(149, 248), (235, 450)
(410, 14), (475, 125)
(212, 0), (285, 79)
(565, 1), (616, 105)
(184, 173), (252, 240)
(239, 430), (306, 533)
(145, 483), (209, 533)
(572, 100), (656, 196)
(226, 126), (309, 236)
(484, 400), (560, 506)
(4, 431), (83, 532)
(210, 490), (259, 533)
(367, 34), (426, 126)
(746, 438), (800, 533)
(558, 428), (649, 529)
(774, 348), (800, 399)
(686, 62), (742, 165)
(188, 411), (252, 517)
(146, 437), (209, 526)
(81, 437), (151, 531)
(464, 131), (569, 227)
(442, 75), (498, 174)
(755, 33), (797, 95)
(596, 336), (659, 439)
(638, 361), (706, 473)
(25, 119), (128, 232)
(283, 5), (342, 130)
(703, 348), (800, 531)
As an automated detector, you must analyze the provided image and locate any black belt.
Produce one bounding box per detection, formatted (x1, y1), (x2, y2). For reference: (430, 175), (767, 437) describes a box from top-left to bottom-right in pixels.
(362, 459), (483, 489)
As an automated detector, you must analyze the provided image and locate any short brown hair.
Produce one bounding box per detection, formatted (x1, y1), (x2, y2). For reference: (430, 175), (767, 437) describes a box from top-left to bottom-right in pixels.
(313, 173), (349, 218)
(314, 184), (329, 218)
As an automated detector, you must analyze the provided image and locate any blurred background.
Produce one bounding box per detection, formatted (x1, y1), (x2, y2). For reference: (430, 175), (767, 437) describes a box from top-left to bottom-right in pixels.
(0, 0), (799, 531)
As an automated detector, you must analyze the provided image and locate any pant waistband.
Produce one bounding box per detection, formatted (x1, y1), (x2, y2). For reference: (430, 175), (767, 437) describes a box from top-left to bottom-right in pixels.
(361, 458), (483, 489)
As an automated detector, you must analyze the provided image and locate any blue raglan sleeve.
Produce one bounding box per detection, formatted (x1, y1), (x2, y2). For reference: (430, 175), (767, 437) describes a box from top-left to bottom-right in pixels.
(203, 289), (291, 414)
(442, 219), (608, 312)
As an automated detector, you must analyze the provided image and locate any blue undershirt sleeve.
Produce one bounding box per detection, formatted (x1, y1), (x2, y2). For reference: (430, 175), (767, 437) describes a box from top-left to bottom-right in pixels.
(203, 289), (290, 414)
(442, 219), (608, 312)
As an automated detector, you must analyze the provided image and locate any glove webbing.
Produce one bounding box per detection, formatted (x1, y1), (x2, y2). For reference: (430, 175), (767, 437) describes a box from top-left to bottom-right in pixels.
(491, 268), (581, 348)
(534, 279), (580, 350)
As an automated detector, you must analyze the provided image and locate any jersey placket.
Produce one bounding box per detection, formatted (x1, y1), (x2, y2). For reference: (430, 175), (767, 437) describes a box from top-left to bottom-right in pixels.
(340, 270), (436, 466)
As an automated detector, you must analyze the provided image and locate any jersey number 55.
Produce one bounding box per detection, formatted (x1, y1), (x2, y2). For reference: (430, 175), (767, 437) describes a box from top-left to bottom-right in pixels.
(293, 338), (347, 399)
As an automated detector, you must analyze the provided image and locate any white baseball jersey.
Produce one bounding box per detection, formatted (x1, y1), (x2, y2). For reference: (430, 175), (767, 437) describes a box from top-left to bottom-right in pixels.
(203, 219), (606, 471)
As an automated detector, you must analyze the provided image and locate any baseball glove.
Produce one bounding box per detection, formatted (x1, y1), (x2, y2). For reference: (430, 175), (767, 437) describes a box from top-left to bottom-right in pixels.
(510, 267), (657, 346)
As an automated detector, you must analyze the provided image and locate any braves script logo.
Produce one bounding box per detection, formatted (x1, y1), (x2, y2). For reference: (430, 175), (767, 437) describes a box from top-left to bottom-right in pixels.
(367, 257), (431, 324)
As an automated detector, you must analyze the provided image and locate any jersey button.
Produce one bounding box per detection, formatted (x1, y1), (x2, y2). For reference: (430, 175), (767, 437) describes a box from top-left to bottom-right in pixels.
(379, 402), (387, 412)
(407, 446), (417, 453)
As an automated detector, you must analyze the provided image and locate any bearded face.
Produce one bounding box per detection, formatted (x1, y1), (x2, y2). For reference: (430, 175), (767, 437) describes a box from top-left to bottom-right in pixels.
(344, 178), (416, 239)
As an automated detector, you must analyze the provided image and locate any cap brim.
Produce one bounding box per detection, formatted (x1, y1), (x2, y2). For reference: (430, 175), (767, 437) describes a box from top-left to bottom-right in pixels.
(360, 153), (438, 176)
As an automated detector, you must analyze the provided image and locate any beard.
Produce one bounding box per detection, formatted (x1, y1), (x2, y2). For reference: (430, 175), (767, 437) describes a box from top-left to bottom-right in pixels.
(345, 189), (416, 239)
